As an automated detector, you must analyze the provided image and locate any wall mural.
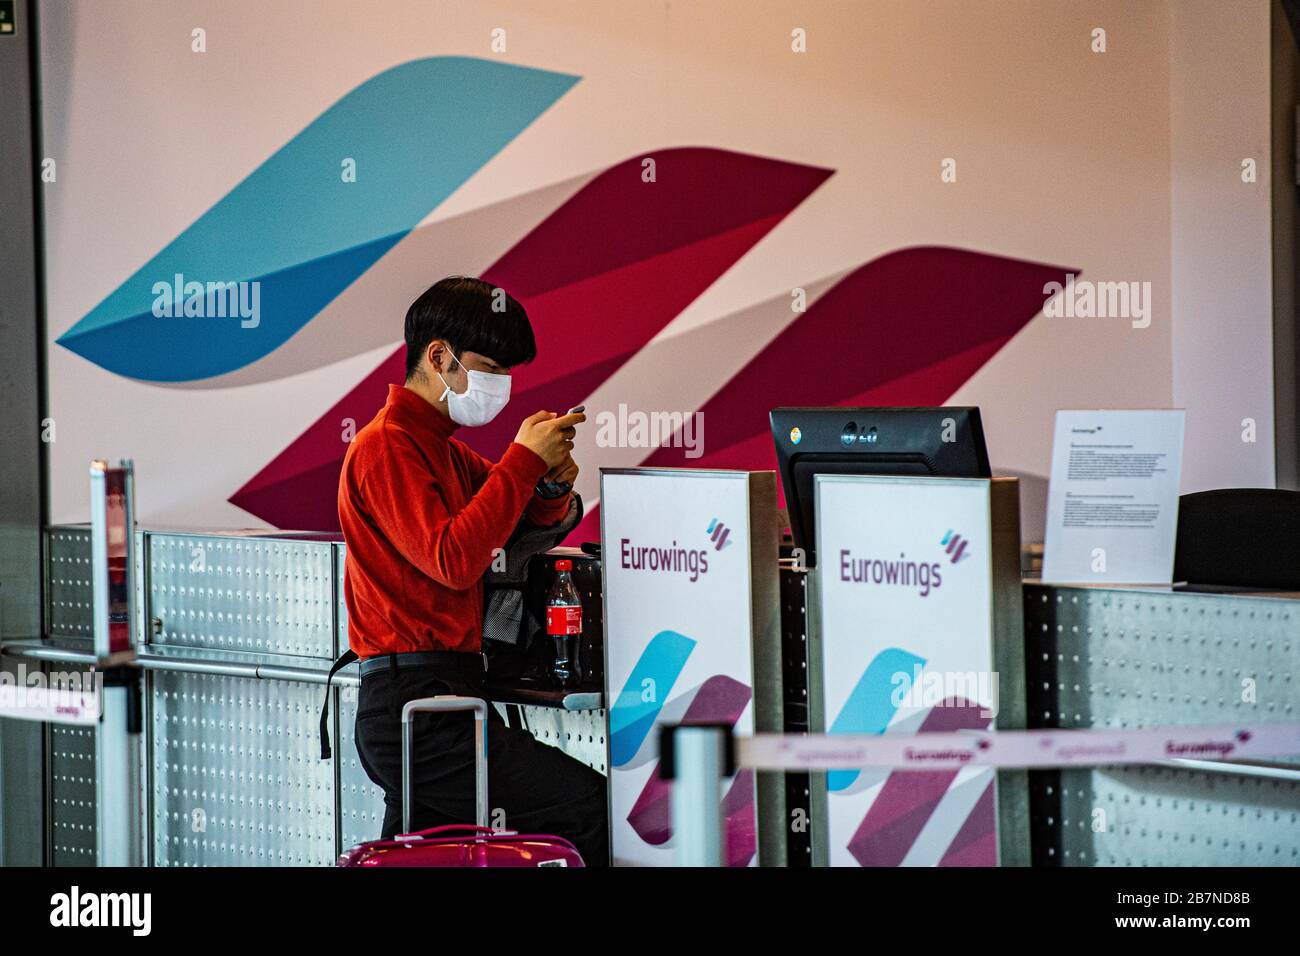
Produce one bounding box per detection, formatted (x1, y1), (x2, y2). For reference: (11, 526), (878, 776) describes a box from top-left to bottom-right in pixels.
(55, 56), (1068, 540)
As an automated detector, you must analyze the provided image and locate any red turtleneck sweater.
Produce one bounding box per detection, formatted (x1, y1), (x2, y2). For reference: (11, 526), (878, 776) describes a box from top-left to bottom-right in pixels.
(338, 384), (569, 658)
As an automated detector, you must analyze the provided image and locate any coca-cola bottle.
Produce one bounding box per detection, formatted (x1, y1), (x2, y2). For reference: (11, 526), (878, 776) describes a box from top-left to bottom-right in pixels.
(546, 559), (582, 687)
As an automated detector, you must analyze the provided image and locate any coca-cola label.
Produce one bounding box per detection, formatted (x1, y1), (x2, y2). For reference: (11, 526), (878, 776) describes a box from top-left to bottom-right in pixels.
(547, 606), (582, 635)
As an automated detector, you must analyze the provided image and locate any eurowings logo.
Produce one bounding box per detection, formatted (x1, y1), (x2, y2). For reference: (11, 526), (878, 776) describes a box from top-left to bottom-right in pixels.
(827, 647), (996, 866)
(706, 518), (733, 551)
(57, 57), (582, 382)
(609, 630), (755, 866)
(940, 529), (971, 563)
(53, 53), (1078, 538)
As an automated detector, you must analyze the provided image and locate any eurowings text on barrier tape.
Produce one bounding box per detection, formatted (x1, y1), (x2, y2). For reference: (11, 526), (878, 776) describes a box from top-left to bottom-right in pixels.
(736, 723), (1300, 771)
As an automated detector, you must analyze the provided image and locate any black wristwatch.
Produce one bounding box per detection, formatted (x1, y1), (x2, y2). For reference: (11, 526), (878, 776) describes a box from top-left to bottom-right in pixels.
(534, 478), (572, 499)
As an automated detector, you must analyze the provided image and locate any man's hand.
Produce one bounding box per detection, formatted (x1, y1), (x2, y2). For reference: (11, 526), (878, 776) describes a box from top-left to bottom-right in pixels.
(515, 409), (586, 470)
(545, 453), (579, 487)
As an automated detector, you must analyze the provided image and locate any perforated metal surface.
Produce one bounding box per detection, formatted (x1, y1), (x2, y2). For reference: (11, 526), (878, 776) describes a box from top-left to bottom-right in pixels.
(151, 670), (335, 866)
(336, 682), (385, 849)
(149, 534), (334, 658)
(334, 543), (349, 655)
(520, 706), (608, 774)
(1025, 584), (1300, 866)
(49, 722), (96, 866)
(45, 527), (93, 641)
(1026, 586), (1297, 730)
(1036, 766), (1300, 866)
(779, 567), (812, 866)
(780, 567), (809, 732)
(33, 529), (612, 865)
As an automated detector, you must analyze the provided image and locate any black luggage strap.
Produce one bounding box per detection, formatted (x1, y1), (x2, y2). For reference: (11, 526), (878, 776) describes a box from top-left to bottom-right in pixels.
(319, 648), (359, 760)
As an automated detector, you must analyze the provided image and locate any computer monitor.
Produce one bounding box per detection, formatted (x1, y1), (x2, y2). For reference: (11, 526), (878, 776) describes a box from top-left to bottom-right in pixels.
(770, 406), (992, 566)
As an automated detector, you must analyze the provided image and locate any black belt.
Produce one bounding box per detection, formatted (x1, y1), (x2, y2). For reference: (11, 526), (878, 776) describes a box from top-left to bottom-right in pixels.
(358, 649), (484, 678)
(319, 648), (486, 760)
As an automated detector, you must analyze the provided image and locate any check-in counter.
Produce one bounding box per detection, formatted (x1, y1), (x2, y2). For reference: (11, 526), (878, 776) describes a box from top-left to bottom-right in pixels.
(1022, 581), (1300, 866)
(804, 474), (1026, 867)
(9, 523), (1299, 868)
(3, 525), (606, 866)
(599, 467), (781, 867)
(773, 575), (1300, 867)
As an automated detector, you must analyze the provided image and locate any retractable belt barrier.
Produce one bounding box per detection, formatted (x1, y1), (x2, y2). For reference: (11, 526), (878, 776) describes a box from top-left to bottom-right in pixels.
(0, 686), (101, 726)
(730, 722), (1300, 771)
(661, 722), (1300, 865)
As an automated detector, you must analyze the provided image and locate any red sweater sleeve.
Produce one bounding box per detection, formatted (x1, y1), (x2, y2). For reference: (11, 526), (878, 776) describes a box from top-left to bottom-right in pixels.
(360, 431), (549, 591)
(524, 489), (573, 527)
(462, 441), (572, 528)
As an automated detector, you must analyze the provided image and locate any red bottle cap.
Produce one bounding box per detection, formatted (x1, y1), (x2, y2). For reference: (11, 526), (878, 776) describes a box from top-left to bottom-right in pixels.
(555, 559), (572, 571)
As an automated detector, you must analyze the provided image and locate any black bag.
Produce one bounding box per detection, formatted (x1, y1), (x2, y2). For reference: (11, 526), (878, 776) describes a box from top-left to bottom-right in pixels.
(481, 494), (583, 681)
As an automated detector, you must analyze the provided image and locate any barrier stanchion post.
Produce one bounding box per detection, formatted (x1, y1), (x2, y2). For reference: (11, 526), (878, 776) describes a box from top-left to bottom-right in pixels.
(90, 458), (143, 867)
(660, 723), (732, 867)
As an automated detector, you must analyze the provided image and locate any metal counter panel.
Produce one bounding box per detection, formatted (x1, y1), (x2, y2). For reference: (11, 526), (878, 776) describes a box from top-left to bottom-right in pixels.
(148, 534), (335, 658)
(336, 682), (385, 849)
(520, 706), (608, 775)
(151, 670), (335, 866)
(1025, 584), (1300, 866)
(779, 567), (812, 866)
(334, 543), (349, 655)
(46, 526), (93, 642)
(27, 527), (611, 866)
(1026, 586), (1297, 730)
(43, 657), (99, 866)
(1047, 765), (1300, 866)
(49, 722), (97, 866)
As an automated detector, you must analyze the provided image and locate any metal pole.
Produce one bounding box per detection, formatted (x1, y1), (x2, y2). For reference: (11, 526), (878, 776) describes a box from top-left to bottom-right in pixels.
(95, 670), (141, 866)
(671, 725), (727, 867)
(90, 458), (142, 867)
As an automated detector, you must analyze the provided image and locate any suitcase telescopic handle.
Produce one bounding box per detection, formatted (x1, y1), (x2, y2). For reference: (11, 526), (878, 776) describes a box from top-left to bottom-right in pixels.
(401, 696), (490, 835)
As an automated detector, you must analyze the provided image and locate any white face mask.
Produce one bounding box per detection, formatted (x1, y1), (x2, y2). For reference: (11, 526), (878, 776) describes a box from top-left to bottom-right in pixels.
(437, 348), (511, 427)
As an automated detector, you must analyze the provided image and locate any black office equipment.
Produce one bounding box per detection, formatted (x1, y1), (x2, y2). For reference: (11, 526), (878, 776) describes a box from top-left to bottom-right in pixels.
(770, 406), (991, 566)
(1174, 488), (1300, 590)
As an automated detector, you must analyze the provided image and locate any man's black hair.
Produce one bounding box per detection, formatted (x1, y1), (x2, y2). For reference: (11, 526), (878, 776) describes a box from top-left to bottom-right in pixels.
(404, 276), (537, 380)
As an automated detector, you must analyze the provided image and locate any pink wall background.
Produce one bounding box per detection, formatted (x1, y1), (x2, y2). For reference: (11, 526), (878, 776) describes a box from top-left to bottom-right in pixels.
(38, 0), (1277, 542)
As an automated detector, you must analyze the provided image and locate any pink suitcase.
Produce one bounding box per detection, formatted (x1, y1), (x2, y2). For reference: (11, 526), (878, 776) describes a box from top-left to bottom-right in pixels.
(337, 695), (586, 867)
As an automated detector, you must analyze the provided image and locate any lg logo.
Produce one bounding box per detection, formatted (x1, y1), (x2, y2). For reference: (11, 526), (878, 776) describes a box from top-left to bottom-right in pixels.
(840, 422), (879, 447)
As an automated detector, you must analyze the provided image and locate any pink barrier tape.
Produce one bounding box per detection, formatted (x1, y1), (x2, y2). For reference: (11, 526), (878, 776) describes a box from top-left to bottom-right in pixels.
(0, 691), (101, 726)
(738, 723), (1300, 771)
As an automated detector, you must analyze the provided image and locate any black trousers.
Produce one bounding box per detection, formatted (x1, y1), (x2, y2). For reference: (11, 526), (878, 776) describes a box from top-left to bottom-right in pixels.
(353, 655), (610, 866)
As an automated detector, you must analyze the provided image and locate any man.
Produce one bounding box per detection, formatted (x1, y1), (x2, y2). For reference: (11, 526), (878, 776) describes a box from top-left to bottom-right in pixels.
(337, 276), (608, 864)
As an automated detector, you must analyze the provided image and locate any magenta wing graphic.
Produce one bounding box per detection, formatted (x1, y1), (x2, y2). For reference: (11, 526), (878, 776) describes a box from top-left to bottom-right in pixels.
(624, 673), (756, 867)
(230, 148), (834, 528)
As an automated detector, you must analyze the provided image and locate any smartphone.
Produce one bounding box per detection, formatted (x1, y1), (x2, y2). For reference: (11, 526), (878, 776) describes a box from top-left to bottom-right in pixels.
(536, 405), (584, 499)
